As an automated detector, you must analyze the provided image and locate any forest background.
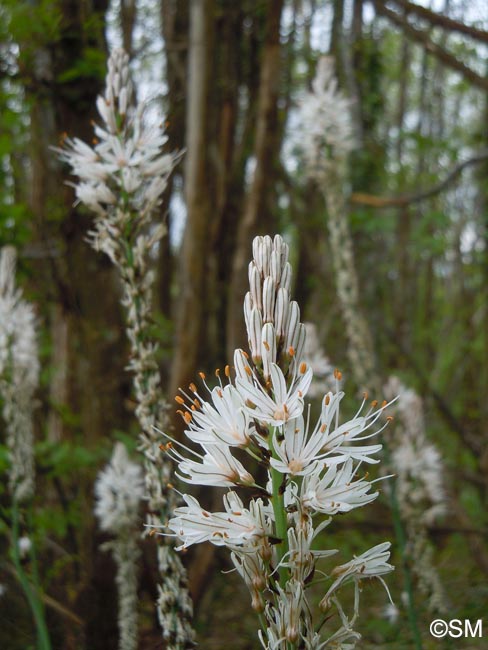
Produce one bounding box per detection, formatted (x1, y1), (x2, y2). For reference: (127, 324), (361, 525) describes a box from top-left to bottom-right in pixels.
(0, 0), (487, 649)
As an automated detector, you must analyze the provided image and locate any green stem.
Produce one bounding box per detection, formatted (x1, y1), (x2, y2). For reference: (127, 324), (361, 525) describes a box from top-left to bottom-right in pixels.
(11, 501), (52, 650)
(387, 468), (423, 650)
(269, 429), (288, 585)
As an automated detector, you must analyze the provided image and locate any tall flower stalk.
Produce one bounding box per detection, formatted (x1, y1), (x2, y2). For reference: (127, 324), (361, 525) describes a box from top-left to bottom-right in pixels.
(295, 59), (423, 648)
(295, 57), (374, 391)
(159, 235), (394, 649)
(0, 246), (51, 650)
(384, 377), (448, 615)
(95, 443), (145, 650)
(55, 49), (194, 648)
(0, 246), (38, 502)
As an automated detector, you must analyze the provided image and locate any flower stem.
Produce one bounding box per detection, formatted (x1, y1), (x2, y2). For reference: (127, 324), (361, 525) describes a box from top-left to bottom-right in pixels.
(269, 428), (288, 585)
(11, 500), (52, 650)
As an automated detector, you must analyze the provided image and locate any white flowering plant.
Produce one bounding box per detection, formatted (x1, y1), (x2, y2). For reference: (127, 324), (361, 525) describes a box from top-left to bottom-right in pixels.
(158, 235), (394, 649)
(56, 49), (194, 648)
(95, 442), (145, 650)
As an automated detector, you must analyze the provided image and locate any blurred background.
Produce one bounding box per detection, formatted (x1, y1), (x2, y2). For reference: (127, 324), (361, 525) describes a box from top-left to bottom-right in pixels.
(0, 0), (487, 648)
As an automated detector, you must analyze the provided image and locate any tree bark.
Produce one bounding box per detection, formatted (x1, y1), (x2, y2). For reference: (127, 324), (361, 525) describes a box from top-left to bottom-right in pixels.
(226, 0), (285, 359)
(170, 0), (214, 399)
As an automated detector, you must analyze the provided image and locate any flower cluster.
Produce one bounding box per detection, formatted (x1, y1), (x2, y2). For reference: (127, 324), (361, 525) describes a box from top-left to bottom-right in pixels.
(161, 235), (394, 648)
(0, 246), (39, 502)
(384, 377), (445, 524)
(295, 58), (375, 392)
(56, 48), (175, 240)
(296, 56), (355, 183)
(56, 49), (194, 648)
(95, 442), (145, 534)
(384, 376), (447, 614)
(95, 443), (145, 650)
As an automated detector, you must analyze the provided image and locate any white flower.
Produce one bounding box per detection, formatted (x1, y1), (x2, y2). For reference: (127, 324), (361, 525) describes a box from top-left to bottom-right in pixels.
(180, 383), (253, 448)
(301, 459), (378, 514)
(0, 246), (39, 502)
(55, 48), (178, 228)
(94, 442), (144, 534)
(236, 361), (313, 426)
(269, 392), (387, 477)
(321, 542), (394, 609)
(173, 442), (255, 488)
(295, 56), (355, 183)
(167, 492), (271, 551)
(18, 535), (32, 558)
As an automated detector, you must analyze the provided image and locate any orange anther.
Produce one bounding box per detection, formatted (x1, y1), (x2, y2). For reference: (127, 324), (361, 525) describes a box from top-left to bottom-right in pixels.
(199, 371), (206, 380)
(175, 395), (185, 404)
(288, 346), (295, 357)
(225, 365), (231, 377)
(184, 412), (192, 424)
(299, 362), (307, 374)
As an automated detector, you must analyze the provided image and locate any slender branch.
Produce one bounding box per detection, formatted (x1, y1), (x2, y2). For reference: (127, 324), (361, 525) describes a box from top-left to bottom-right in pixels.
(372, 0), (488, 91)
(6, 564), (84, 625)
(350, 149), (488, 208)
(389, 0), (488, 44)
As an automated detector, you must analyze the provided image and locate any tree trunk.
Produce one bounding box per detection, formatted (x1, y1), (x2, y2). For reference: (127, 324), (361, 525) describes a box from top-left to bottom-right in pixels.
(170, 0), (214, 399)
(226, 0), (285, 359)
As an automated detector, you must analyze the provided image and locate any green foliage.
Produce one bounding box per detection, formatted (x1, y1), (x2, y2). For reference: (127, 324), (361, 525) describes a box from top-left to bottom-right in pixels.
(36, 440), (105, 480)
(4, 0), (62, 45)
(56, 47), (106, 85)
